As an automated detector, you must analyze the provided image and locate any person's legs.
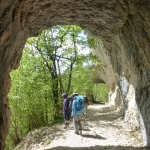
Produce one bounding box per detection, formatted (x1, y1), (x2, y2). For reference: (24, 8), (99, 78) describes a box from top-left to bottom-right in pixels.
(85, 104), (88, 113)
(77, 115), (82, 135)
(67, 111), (70, 127)
(73, 115), (79, 134)
(77, 116), (82, 129)
(83, 104), (87, 114)
(64, 113), (67, 129)
(64, 110), (70, 129)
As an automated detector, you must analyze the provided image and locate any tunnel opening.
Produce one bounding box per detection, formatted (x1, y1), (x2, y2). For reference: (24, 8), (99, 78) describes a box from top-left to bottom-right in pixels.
(91, 83), (109, 104)
(6, 24), (110, 149)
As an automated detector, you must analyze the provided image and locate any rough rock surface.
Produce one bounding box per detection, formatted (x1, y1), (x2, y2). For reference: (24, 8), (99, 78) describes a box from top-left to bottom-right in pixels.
(13, 104), (147, 150)
(0, 0), (150, 149)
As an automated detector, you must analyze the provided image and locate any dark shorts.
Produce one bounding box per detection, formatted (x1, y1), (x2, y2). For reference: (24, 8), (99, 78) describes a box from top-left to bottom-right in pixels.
(64, 109), (71, 121)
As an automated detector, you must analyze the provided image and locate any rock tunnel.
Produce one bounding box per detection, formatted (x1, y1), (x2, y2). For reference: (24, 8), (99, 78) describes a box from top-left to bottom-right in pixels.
(0, 0), (150, 149)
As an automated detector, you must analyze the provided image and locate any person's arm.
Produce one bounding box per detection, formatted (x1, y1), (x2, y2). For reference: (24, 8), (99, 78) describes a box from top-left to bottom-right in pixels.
(64, 98), (69, 110)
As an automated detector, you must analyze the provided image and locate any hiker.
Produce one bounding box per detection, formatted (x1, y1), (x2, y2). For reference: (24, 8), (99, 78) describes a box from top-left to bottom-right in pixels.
(71, 93), (84, 135)
(64, 92), (78, 120)
(84, 93), (89, 114)
(67, 94), (75, 119)
(62, 93), (70, 129)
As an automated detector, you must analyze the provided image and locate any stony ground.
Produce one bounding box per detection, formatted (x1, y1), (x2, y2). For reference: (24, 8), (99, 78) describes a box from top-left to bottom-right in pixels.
(14, 104), (150, 150)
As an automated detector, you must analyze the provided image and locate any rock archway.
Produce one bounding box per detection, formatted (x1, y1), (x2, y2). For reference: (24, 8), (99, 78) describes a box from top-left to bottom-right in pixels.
(0, 0), (150, 149)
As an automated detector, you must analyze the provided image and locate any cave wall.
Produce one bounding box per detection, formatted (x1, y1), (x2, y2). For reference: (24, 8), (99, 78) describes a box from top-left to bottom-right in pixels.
(0, 0), (150, 149)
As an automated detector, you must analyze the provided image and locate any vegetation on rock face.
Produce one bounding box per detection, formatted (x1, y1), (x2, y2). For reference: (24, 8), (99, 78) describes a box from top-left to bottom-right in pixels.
(5, 25), (107, 150)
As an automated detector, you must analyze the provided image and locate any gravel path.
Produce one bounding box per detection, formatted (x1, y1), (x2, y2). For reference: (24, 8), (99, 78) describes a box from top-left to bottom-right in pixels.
(14, 104), (149, 150)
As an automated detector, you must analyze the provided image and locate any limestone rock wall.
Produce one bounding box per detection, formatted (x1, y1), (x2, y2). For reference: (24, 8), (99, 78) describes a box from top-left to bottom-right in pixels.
(91, 38), (142, 132)
(91, 38), (121, 108)
(0, 0), (150, 149)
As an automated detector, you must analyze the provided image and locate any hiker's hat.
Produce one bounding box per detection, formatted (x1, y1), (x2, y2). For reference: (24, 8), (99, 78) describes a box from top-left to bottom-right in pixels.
(72, 93), (78, 97)
(71, 93), (76, 97)
(61, 93), (67, 97)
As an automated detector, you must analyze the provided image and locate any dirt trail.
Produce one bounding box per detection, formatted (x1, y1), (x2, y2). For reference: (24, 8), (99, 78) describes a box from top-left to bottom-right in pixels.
(14, 104), (149, 150)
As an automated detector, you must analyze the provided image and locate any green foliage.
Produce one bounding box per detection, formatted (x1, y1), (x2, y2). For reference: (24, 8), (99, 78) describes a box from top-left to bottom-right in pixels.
(6, 25), (101, 150)
(87, 37), (97, 49)
(92, 83), (108, 103)
(6, 47), (55, 149)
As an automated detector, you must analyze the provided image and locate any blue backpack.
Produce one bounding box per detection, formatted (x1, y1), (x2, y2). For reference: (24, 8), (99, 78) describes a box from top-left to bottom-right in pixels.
(72, 95), (85, 117)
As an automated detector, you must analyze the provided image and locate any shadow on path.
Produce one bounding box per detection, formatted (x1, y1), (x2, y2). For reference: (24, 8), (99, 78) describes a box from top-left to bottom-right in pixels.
(43, 145), (149, 150)
(81, 134), (106, 140)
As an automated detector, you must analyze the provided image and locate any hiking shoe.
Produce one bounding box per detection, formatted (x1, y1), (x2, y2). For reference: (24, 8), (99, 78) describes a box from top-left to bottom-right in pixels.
(79, 130), (82, 135)
(64, 125), (67, 129)
(79, 129), (82, 135)
(75, 131), (79, 135)
(64, 123), (69, 129)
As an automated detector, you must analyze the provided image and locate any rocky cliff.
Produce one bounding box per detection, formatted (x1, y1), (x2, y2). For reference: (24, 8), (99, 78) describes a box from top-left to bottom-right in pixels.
(0, 0), (150, 149)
